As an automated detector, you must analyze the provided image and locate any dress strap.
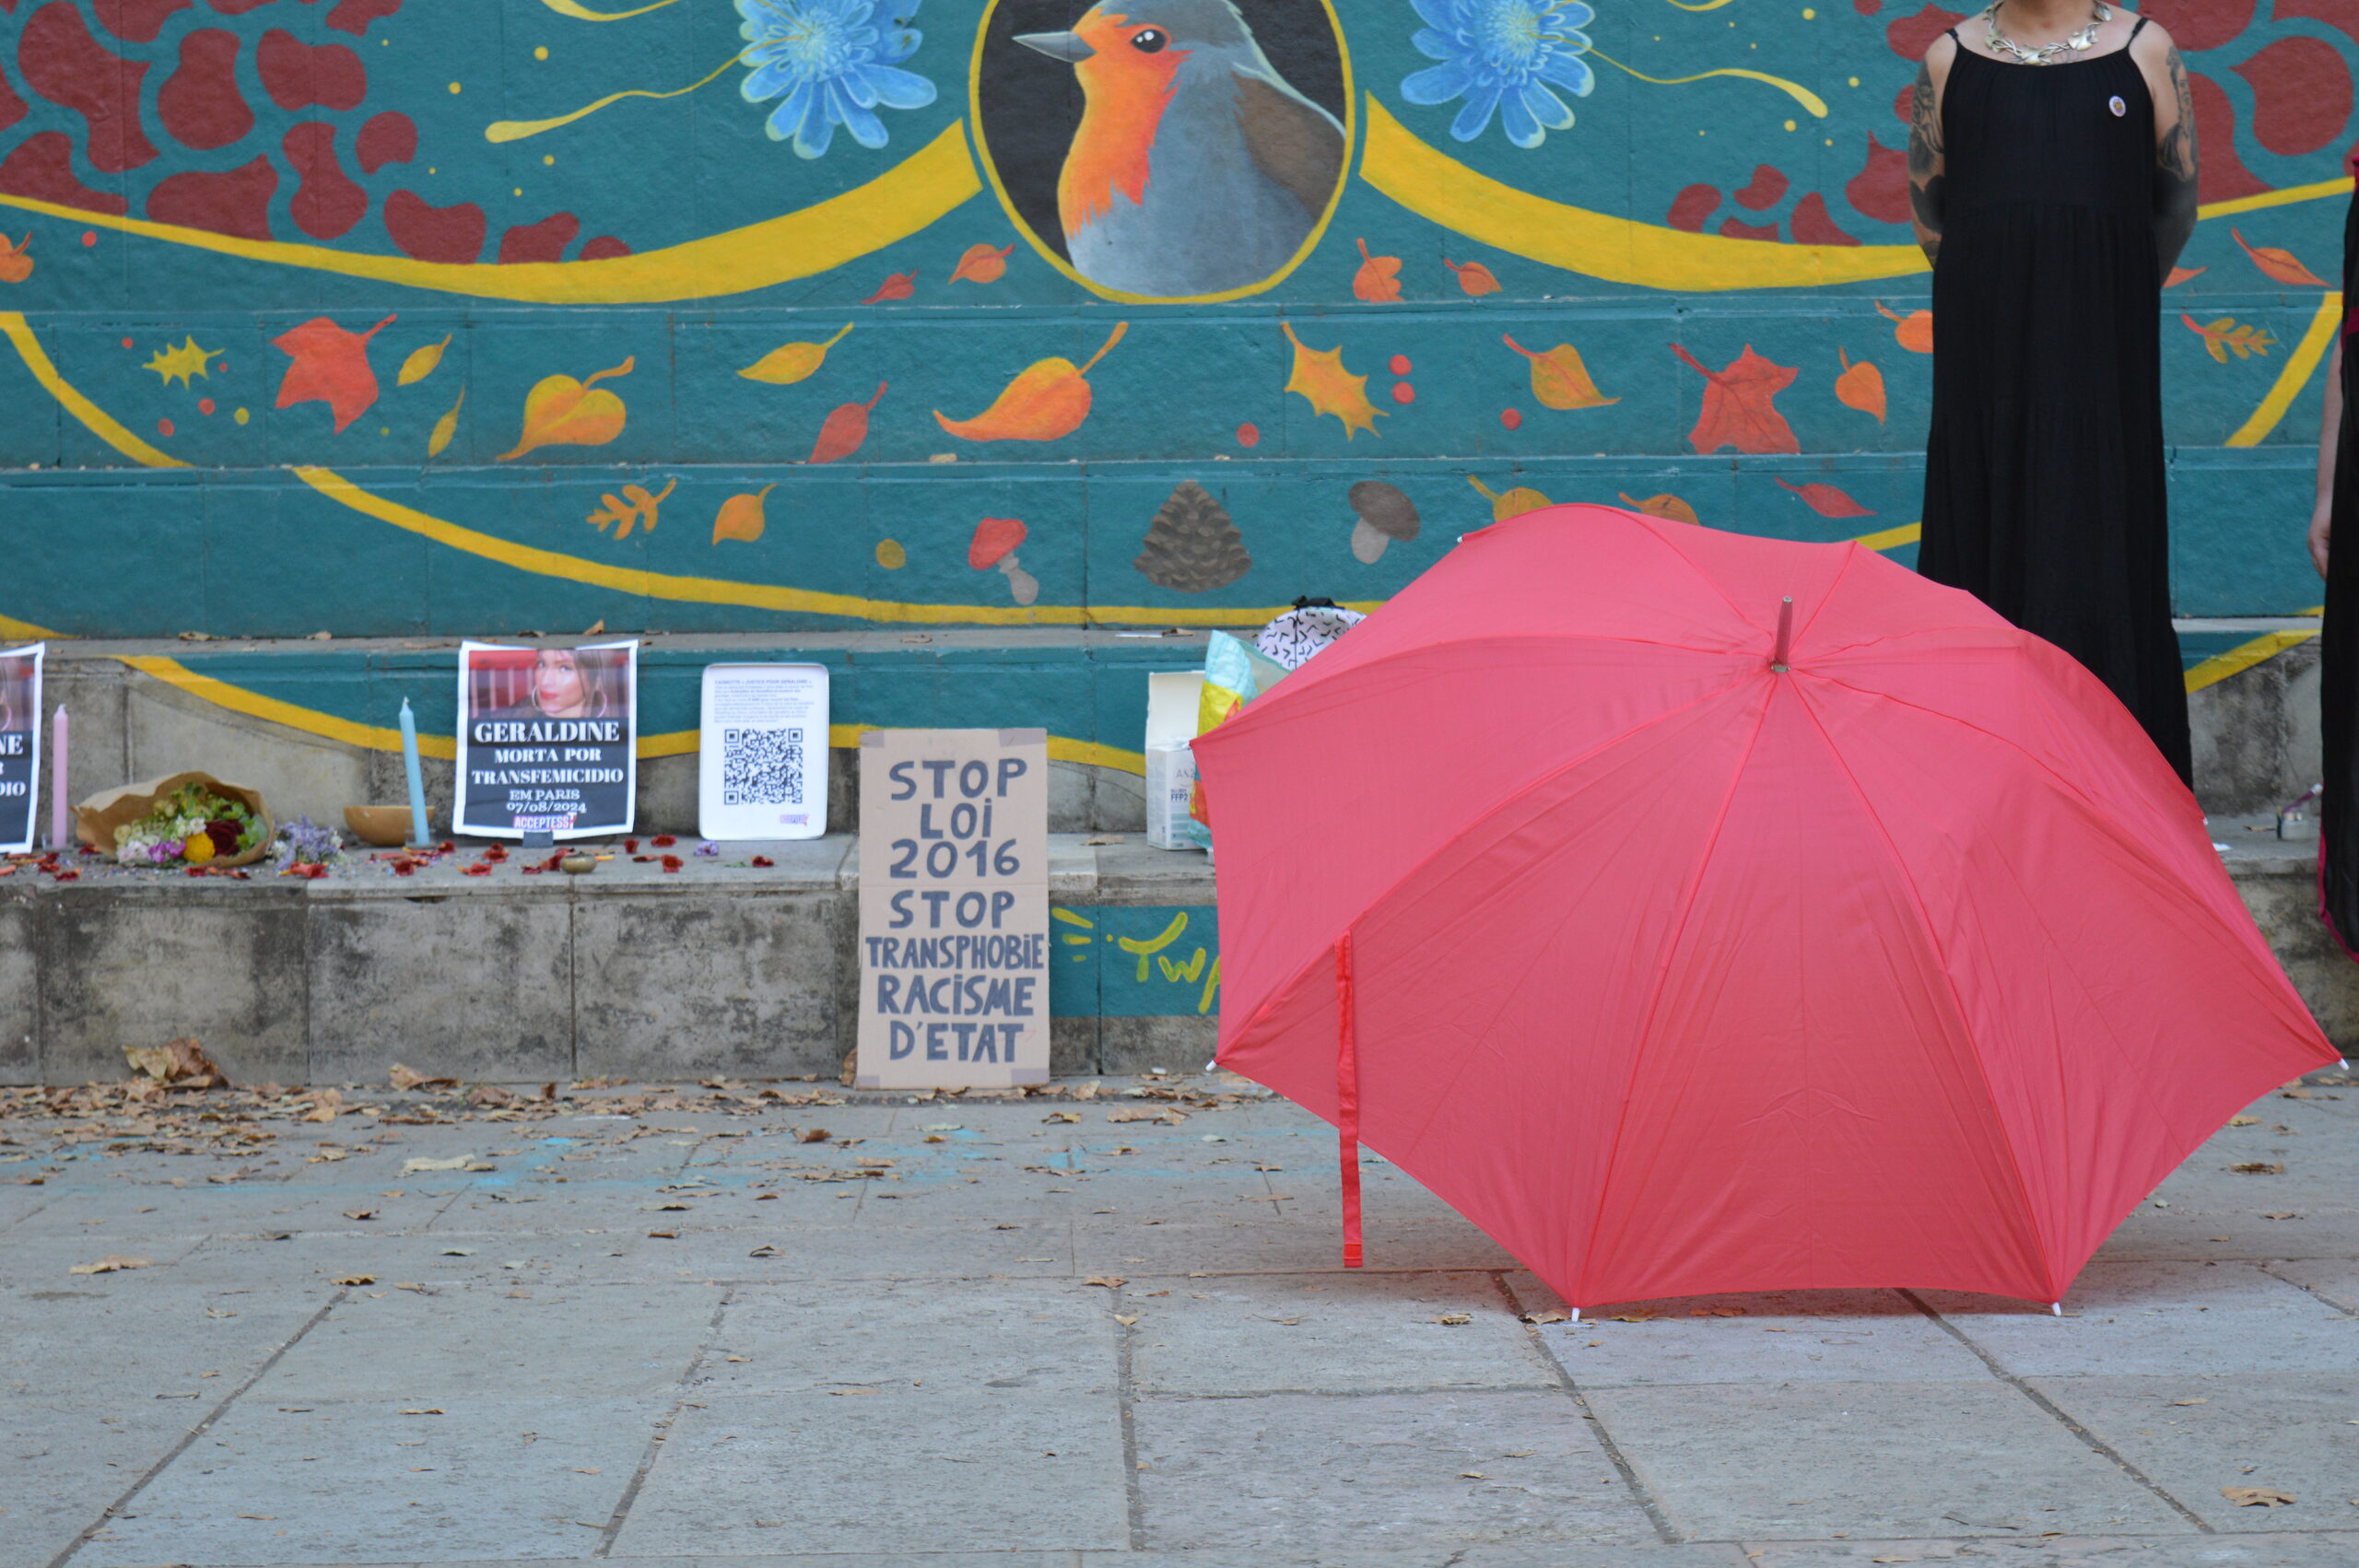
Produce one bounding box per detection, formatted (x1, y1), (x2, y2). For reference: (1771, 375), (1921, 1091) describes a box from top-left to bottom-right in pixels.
(2128, 16), (2148, 41)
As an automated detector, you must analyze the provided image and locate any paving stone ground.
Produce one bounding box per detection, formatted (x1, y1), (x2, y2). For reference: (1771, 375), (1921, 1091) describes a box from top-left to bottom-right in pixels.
(5, 1075), (2359, 1568)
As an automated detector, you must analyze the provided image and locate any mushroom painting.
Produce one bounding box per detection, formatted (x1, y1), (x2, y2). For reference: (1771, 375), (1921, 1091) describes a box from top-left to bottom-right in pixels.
(1347, 481), (1421, 564)
(969, 516), (1039, 605)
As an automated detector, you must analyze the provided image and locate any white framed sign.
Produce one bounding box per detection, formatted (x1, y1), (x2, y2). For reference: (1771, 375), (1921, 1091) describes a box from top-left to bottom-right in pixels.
(454, 639), (638, 839)
(698, 662), (829, 841)
(856, 728), (1050, 1089)
(0, 642), (41, 854)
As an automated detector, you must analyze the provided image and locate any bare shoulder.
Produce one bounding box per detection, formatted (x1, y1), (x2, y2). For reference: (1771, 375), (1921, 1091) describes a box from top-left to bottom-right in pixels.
(1922, 28), (1957, 88)
(2129, 15), (2178, 66)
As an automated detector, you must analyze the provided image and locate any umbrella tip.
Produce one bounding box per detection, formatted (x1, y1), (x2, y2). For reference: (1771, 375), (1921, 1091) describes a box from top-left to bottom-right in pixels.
(2049, 1302), (2063, 1316)
(1567, 1306), (1580, 1322)
(1770, 596), (1795, 672)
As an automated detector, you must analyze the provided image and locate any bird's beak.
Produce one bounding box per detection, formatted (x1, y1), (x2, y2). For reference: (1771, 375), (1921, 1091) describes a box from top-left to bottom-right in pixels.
(1015, 29), (1095, 62)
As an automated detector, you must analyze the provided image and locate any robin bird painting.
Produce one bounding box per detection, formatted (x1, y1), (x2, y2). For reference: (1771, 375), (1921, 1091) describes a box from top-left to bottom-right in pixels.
(1015, 0), (1346, 298)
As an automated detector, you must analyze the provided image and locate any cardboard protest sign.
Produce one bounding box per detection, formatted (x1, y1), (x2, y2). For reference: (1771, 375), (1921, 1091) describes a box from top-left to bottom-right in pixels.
(0, 643), (41, 854)
(856, 728), (1049, 1089)
(454, 640), (637, 839)
(698, 663), (829, 841)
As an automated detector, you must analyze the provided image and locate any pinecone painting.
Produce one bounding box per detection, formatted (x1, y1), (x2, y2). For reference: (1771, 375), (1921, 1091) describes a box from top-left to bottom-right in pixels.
(1134, 481), (1252, 592)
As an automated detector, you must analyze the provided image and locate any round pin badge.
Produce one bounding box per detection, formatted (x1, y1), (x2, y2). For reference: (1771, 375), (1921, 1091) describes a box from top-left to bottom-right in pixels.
(2108, 95), (2127, 116)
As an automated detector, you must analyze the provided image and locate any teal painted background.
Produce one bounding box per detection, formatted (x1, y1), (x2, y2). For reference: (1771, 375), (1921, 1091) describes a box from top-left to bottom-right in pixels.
(1050, 904), (1220, 1016)
(0, 0), (2350, 676)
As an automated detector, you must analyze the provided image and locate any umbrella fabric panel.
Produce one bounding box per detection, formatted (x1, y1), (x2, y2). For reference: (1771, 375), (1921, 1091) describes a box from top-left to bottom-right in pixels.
(1804, 673), (2336, 1280)
(1201, 638), (1757, 1054)
(1223, 678), (1775, 1294)
(1579, 678), (2053, 1305)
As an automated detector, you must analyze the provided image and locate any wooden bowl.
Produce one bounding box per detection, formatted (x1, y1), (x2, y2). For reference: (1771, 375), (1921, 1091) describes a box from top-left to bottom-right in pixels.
(343, 805), (417, 848)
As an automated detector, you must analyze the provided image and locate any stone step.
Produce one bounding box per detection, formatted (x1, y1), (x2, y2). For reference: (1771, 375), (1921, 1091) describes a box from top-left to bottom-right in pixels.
(6, 825), (2353, 1088)
(15, 620), (2334, 850)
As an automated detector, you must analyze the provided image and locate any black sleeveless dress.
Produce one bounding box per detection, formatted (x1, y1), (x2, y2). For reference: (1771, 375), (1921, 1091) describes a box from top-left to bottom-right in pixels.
(1919, 22), (2193, 783)
(2318, 161), (2359, 954)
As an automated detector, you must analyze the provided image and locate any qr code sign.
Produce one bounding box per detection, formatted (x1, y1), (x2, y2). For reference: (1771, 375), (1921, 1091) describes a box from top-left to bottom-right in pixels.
(722, 727), (804, 807)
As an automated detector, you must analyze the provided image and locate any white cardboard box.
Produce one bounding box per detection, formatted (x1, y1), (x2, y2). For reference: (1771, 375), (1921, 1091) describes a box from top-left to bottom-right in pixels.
(1144, 671), (1204, 850)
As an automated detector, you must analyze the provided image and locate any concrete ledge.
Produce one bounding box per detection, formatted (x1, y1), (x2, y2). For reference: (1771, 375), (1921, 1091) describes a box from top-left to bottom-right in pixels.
(1, 835), (1217, 1086)
(8, 822), (2353, 1087)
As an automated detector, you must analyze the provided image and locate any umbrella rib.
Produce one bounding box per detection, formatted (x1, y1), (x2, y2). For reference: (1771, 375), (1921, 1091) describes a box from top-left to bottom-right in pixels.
(1617, 510), (1777, 637)
(1787, 681), (2060, 1299)
(1217, 673), (1763, 1063)
(1795, 666), (2251, 929)
(1568, 678), (1778, 1301)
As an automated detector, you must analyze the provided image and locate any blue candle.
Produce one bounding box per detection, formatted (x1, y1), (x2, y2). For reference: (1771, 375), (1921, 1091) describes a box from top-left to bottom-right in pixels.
(398, 698), (429, 847)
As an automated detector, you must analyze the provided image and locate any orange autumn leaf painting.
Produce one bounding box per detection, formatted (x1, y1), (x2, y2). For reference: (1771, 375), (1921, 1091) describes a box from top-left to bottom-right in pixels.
(1504, 335), (1618, 410)
(499, 357), (633, 462)
(1352, 238), (1402, 303)
(934, 323), (1126, 443)
(273, 313), (395, 433)
(2231, 228), (2327, 287)
(1874, 300), (1933, 354)
(950, 243), (1015, 284)
(810, 382), (886, 463)
(712, 484), (775, 544)
(1444, 257), (1500, 297)
(1835, 348), (1886, 424)
(1775, 476), (1875, 519)
(1618, 491), (1700, 526)
(1671, 343), (1800, 456)
(0, 233), (30, 284)
(863, 271), (918, 304)
(1281, 322), (1384, 439)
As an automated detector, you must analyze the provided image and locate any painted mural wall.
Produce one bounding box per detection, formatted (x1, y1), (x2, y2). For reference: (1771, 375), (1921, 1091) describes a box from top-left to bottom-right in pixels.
(0, 0), (2350, 658)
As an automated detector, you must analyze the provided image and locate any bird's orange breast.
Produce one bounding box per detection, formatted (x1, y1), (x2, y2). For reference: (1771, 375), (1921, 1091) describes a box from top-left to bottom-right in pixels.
(1057, 39), (1181, 235)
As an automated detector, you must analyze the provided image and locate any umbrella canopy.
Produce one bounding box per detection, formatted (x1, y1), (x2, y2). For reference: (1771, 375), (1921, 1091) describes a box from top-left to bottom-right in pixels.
(1191, 505), (2335, 1309)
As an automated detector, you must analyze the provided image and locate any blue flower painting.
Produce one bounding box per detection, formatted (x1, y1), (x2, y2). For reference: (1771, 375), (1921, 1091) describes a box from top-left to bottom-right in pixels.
(738, 0), (938, 158)
(1402, 0), (1595, 148)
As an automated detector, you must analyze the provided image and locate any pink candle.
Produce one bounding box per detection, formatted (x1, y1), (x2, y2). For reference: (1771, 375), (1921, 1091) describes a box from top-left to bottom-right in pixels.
(50, 707), (65, 849)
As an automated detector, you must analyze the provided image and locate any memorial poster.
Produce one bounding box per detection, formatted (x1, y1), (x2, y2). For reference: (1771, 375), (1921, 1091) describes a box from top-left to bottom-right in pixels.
(0, 643), (41, 854)
(698, 663), (829, 841)
(454, 640), (638, 839)
(856, 728), (1050, 1089)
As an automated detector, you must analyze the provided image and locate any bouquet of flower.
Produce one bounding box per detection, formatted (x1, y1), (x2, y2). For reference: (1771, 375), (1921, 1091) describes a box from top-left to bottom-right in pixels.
(112, 781), (267, 866)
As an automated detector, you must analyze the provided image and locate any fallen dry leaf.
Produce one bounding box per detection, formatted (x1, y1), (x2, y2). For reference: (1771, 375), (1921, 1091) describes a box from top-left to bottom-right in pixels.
(2172, 1398), (2208, 1406)
(1460, 1470), (1487, 1480)
(124, 1037), (229, 1088)
(1084, 1275), (1127, 1289)
(2229, 1115), (2261, 1127)
(1043, 1111), (1080, 1124)
(403, 1156), (474, 1173)
(830, 1386), (879, 1397)
(1430, 1313), (1473, 1325)
(1114, 1314), (1140, 1326)
(331, 1273), (376, 1286)
(646, 1230), (678, 1239)
(68, 1255), (154, 1275)
(1689, 1305), (1748, 1317)
(303, 1089), (346, 1124)
(401, 1408), (444, 1415)
(2222, 1485), (2296, 1506)
(797, 1128), (831, 1143)
(1611, 1312), (1660, 1323)
(1522, 1308), (1570, 1325)
(342, 1209), (377, 1222)
(2262, 1211), (2302, 1221)
(2230, 1162), (2285, 1176)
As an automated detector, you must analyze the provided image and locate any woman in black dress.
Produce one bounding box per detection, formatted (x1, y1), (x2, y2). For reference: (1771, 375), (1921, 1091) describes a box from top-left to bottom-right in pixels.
(2307, 165), (2357, 952)
(1910, 2), (2201, 782)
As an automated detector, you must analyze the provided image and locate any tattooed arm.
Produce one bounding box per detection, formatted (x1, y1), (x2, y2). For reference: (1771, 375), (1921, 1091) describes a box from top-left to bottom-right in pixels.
(1907, 36), (1954, 266)
(2138, 26), (2200, 276)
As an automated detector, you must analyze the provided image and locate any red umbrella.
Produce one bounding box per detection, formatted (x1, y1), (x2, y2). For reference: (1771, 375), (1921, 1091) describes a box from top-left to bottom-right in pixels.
(1191, 505), (2334, 1311)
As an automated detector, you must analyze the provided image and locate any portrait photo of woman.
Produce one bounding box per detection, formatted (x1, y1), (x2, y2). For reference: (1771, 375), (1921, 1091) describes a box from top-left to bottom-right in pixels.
(471, 646), (633, 725)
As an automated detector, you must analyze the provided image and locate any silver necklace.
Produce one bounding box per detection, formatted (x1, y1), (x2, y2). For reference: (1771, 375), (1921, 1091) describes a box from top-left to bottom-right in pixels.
(1983, 0), (2110, 64)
